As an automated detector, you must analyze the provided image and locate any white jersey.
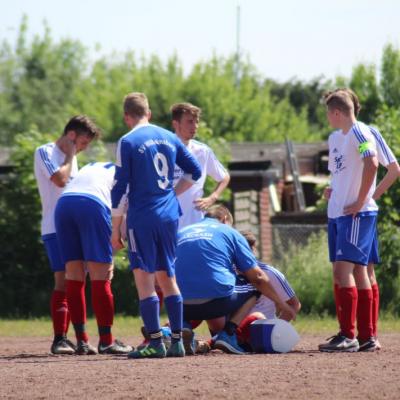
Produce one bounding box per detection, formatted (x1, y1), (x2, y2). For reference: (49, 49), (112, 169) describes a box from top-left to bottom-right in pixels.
(62, 162), (118, 210)
(328, 121), (379, 219)
(239, 263), (295, 319)
(369, 126), (397, 167)
(174, 139), (227, 229)
(34, 142), (78, 235)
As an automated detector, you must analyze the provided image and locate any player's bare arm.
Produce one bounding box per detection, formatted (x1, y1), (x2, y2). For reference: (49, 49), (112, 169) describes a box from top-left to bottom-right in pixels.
(111, 216), (125, 250)
(174, 177), (194, 196)
(51, 136), (76, 188)
(244, 266), (296, 321)
(194, 173), (230, 211)
(373, 161), (400, 201)
(343, 155), (379, 216)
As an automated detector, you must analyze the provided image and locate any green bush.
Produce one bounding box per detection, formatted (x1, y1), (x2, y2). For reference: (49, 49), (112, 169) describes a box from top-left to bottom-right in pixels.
(278, 231), (335, 315)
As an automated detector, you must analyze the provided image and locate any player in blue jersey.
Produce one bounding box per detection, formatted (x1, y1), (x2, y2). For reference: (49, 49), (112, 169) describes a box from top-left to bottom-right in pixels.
(111, 92), (202, 359)
(175, 205), (296, 355)
(55, 162), (133, 355)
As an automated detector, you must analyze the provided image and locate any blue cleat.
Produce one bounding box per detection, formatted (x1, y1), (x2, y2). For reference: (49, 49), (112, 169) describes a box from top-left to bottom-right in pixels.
(214, 331), (246, 355)
(166, 340), (185, 357)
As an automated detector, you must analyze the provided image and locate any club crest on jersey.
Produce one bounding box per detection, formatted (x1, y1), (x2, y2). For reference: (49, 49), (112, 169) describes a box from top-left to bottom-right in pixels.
(334, 154), (345, 174)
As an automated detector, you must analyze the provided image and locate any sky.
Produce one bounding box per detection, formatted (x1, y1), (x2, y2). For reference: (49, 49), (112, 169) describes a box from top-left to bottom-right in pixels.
(1, 0), (400, 82)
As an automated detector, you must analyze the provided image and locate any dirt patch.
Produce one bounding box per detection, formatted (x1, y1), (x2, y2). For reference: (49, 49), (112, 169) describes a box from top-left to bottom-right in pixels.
(1, 334), (399, 400)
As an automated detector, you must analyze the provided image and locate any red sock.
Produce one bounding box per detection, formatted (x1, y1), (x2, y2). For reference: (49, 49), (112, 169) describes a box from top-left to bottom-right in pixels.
(66, 280), (88, 342)
(371, 283), (380, 337)
(357, 288), (373, 340)
(334, 284), (341, 326)
(155, 286), (164, 310)
(236, 314), (263, 344)
(91, 280), (114, 345)
(51, 290), (69, 336)
(339, 287), (357, 339)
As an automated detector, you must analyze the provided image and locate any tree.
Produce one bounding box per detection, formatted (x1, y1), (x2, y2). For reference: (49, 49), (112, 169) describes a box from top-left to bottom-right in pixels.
(0, 16), (87, 144)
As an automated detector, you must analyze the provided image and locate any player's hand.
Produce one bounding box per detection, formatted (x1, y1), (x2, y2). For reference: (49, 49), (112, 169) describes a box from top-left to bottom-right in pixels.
(277, 302), (296, 321)
(343, 200), (363, 217)
(111, 231), (125, 251)
(59, 135), (76, 157)
(323, 187), (332, 200)
(194, 194), (217, 211)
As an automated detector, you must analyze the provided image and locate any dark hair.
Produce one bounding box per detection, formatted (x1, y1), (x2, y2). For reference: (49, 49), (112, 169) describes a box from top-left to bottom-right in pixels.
(171, 102), (201, 122)
(63, 115), (101, 139)
(240, 230), (257, 248)
(124, 92), (150, 118)
(204, 204), (233, 224)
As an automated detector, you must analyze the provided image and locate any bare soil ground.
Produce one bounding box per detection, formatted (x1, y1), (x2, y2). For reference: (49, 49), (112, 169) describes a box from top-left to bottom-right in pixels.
(1, 334), (399, 400)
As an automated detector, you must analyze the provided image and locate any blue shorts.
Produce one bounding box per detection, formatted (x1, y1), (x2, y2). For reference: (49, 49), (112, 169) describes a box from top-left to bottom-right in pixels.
(55, 194), (112, 264)
(368, 229), (380, 264)
(127, 218), (178, 277)
(183, 289), (258, 322)
(328, 212), (378, 266)
(42, 233), (65, 272)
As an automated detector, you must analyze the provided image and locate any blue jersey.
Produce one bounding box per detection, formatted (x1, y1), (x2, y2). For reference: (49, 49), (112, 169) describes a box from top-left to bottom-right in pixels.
(175, 218), (257, 300)
(111, 124), (201, 223)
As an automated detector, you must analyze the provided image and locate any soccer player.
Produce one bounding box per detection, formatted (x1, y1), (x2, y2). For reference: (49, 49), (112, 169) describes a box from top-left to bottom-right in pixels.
(318, 89), (387, 352)
(175, 205), (296, 355)
(325, 89), (400, 350)
(234, 231), (301, 348)
(111, 92), (202, 359)
(34, 115), (99, 355)
(55, 162), (133, 355)
(171, 103), (230, 229)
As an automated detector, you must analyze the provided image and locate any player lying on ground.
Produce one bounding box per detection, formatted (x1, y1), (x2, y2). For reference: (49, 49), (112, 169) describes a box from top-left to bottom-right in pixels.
(234, 231), (301, 350)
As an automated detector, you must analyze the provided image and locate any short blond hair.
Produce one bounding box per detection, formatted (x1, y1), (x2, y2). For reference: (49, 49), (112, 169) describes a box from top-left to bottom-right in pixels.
(323, 89), (355, 116)
(205, 205), (233, 225)
(171, 102), (201, 122)
(123, 92), (150, 118)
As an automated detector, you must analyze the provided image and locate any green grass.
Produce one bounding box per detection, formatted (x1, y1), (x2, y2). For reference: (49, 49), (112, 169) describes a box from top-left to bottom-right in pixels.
(1, 314), (399, 337)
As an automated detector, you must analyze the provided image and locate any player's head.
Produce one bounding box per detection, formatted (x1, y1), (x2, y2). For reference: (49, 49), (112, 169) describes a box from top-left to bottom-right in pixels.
(171, 102), (201, 142)
(63, 115), (100, 153)
(240, 230), (257, 253)
(123, 92), (151, 128)
(323, 89), (356, 128)
(339, 88), (361, 116)
(204, 204), (233, 225)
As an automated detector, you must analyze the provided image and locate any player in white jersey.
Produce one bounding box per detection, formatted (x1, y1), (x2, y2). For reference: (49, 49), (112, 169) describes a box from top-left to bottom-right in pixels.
(234, 231), (301, 349)
(171, 103), (230, 229)
(55, 162), (132, 355)
(324, 89), (400, 350)
(319, 89), (383, 353)
(34, 115), (99, 355)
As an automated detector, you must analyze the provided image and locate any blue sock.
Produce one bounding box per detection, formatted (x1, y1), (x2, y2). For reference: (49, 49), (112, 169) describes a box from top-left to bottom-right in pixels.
(164, 294), (183, 343)
(139, 296), (161, 346)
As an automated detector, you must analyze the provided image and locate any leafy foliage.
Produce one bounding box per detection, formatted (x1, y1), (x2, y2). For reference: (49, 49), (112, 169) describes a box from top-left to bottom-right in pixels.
(1, 19), (400, 316)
